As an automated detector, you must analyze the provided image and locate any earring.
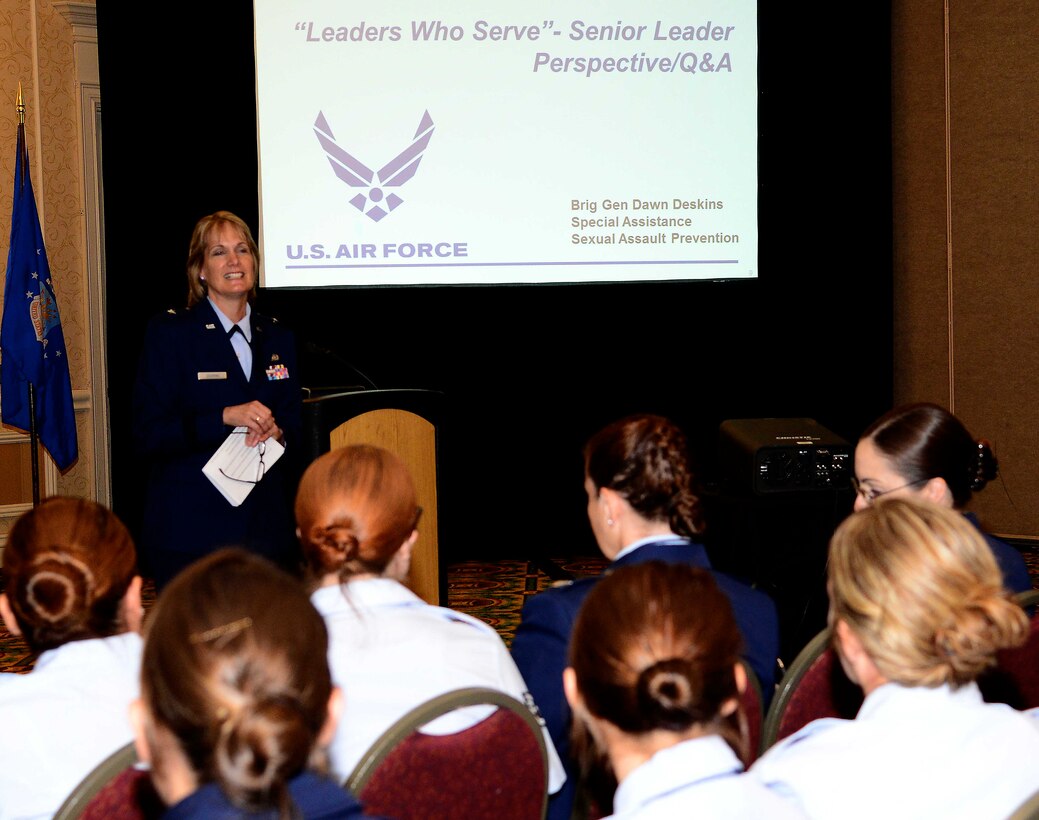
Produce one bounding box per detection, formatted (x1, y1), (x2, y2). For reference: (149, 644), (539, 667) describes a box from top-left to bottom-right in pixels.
(200, 275), (206, 281)
(606, 517), (615, 526)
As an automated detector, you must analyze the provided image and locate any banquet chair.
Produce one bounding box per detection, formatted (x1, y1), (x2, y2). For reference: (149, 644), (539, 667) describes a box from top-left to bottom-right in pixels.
(1016, 588), (1039, 612)
(1009, 787), (1039, 820)
(52, 741), (162, 820)
(979, 588), (1039, 710)
(346, 686), (549, 820)
(759, 627), (863, 754)
(739, 659), (764, 765)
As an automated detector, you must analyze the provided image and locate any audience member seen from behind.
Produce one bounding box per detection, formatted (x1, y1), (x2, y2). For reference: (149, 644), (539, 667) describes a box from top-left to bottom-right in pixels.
(565, 561), (804, 819)
(852, 402), (1031, 592)
(0, 497), (144, 819)
(295, 444), (565, 791)
(751, 498), (1039, 819)
(511, 413), (780, 820)
(130, 548), (368, 818)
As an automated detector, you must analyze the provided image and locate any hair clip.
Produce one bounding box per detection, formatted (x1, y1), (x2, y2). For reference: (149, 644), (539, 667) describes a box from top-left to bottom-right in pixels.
(190, 616), (253, 645)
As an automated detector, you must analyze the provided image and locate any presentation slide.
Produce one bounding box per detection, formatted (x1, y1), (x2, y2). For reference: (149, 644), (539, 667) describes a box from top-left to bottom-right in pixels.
(253, 0), (757, 287)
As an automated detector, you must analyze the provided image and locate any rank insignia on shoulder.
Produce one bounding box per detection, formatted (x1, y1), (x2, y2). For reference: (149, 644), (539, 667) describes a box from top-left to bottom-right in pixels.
(205, 323), (216, 329)
(166, 308), (177, 315)
(266, 364), (289, 381)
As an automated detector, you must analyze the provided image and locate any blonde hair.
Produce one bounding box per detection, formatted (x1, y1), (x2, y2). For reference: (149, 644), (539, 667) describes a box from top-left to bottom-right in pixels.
(185, 210), (259, 308)
(828, 497), (1027, 687)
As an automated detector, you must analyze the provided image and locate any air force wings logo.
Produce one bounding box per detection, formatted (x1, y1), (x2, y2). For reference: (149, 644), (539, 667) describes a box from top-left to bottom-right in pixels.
(314, 110), (434, 222)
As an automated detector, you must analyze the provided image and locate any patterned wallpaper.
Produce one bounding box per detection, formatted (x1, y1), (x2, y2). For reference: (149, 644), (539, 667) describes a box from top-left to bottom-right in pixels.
(0, 0), (95, 513)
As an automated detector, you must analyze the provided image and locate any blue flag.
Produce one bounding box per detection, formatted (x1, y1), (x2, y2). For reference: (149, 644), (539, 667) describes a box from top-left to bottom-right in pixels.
(0, 123), (77, 471)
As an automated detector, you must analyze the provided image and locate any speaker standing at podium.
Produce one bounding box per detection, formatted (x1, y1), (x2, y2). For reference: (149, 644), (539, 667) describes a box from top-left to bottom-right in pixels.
(132, 211), (302, 589)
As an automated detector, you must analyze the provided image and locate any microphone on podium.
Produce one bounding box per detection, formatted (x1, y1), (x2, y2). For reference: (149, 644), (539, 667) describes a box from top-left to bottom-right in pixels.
(299, 338), (379, 393)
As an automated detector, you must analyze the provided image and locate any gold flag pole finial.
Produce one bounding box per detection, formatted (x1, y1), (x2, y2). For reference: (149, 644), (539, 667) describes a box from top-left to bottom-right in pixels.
(16, 83), (24, 125)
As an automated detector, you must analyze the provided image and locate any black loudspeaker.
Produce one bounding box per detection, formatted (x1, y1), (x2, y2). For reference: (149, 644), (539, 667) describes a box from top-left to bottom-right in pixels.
(718, 417), (852, 494)
(707, 417), (856, 663)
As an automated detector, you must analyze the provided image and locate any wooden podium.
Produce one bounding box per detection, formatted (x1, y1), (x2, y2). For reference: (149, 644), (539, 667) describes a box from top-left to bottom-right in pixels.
(301, 388), (445, 605)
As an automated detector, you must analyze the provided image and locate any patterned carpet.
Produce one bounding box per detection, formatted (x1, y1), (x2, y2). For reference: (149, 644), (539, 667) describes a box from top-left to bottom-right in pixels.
(1, 547), (1035, 674)
(445, 556), (608, 648)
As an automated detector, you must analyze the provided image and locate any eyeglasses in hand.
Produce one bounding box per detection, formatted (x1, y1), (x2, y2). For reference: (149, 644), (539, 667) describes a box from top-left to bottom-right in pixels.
(219, 437), (266, 485)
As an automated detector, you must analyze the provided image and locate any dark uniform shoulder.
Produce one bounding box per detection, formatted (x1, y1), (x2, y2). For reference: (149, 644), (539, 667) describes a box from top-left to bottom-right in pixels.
(251, 308), (284, 325)
(526, 574), (597, 607)
(252, 311), (296, 341)
(560, 575), (602, 605)
(148, 306), (186, 327)
(247, 306), (270, 324)
(145, 306), (197, 340)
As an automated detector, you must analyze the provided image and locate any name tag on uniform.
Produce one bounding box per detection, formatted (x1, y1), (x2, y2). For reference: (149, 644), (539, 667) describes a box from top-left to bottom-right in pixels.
(197, 371), (228, 380)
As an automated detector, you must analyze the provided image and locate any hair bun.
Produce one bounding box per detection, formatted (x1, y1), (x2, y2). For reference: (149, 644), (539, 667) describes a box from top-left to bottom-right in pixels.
(931, 587), (1028, 684)
(314, 524), (359, 560)
(215, 694), (314, 811)
(25, 552), (95, 626)
(636, 658), (700, 731)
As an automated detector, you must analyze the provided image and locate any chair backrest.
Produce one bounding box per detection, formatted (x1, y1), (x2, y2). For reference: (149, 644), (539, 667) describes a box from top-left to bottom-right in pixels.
(1008, 787), (1039, 820)
(760, 627), (863, 754)
(346, 687), (549, 820)
(979, 588), (1039, 710)
(739, 659), (764, 765)
(53, 742), (162, 820)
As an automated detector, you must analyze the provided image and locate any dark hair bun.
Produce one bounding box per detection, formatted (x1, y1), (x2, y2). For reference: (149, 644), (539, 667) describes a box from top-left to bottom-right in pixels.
(23, 553), (94, 635)
(636, 658), (698, 731)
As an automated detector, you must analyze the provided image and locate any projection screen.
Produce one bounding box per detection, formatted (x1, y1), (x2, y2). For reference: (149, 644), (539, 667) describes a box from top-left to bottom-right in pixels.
(253, 0), (757, 287)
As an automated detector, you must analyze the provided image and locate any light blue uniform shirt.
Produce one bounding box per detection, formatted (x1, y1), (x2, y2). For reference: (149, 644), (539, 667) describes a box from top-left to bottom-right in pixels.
(0, 632), (143, 820)
(311, 578), (566, 794)
(208, 297), (252, 378)
(607, 735), (805, 819)
(751, 681), (1039, 819)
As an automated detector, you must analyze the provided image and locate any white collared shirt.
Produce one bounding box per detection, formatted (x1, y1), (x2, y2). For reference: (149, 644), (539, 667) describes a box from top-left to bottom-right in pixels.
(750, 681), (1039, 819)
(311, 578), (565, 793)
(0, 632), (143, 820)
(608, 735), (804, 819)
(208, 297), (252, 378)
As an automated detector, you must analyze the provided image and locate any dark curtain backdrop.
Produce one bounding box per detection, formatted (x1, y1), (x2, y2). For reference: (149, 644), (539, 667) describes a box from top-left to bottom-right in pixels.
(96, 3), (892, 564)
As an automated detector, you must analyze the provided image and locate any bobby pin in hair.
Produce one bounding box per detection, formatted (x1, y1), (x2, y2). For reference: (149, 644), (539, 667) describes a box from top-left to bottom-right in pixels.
(190, 617), (253, 646)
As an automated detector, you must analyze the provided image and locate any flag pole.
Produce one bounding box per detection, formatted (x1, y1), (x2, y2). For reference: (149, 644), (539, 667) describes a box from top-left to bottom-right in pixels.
(28, 383), (39, 506)
(16, 85), (40, 506)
